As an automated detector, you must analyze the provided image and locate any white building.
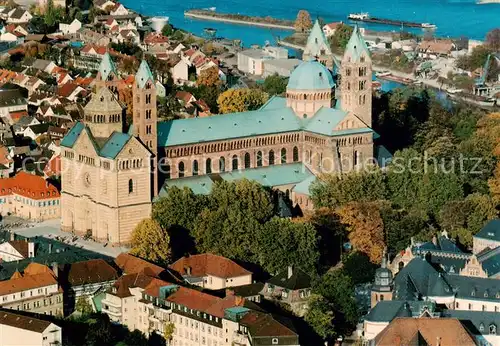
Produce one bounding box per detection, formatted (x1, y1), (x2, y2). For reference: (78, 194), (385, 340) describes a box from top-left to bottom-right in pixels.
(59, 19), (82, 35)
(0, 310), (62, 346)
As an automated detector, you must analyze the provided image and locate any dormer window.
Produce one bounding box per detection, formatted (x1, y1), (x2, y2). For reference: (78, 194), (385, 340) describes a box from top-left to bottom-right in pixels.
(490, 324), (497, 335)
(471, 290), (476, 297)
(480, 324), (485, 332)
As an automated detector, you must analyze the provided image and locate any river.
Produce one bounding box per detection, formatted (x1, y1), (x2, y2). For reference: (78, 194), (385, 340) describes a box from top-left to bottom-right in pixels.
(123, 0), (499, 46)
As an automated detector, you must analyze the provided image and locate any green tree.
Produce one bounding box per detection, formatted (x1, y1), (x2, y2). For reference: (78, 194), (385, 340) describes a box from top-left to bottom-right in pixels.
(75, 296), (93, 315)
(162, 23), (174, 37)
(217, 88), (269, 114)
(305, 294), (336, 340)
(44, 0), (66, 28)
(256, 217), (320, 274)
(152, 187), (206, 259)
(341, 251), (378, 285)
(130, 218), (170, 265)
(383, 209), (428, 252)
(312, 270), (359, 335)
(123, 330), (148, 346)
(193, 179), (274, 261)
(261, 74), (288, 96)
(311, 166), (386, 208)
(328, 24), (354, 51)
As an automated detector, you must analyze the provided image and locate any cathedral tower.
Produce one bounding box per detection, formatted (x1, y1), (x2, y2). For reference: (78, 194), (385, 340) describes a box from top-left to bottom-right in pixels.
(303, 19), (333, 69)
(83, 87), (124, 139)
(132, 60), (158, 196)
(370, 251), (394, 308)
(340, 26), (372, 127)
(95, 52), (121, 95)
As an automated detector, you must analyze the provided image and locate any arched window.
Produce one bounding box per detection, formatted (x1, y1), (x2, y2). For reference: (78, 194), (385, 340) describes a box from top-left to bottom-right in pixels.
(128, 179), (133, 193)
(192, 160), (199, 176)
(178, 161), (185, 178)
(281, 148), (287, 164)
(293, 146), (299, 162)
(269, 150), (275, 165)
(219, 157), (225, 172)
(244, 152), (250, 169)
(206, 158), (212, 174)
(257, 151), (263, 167)
(232, 155), (238, 170)
(490, 325), (497, 335)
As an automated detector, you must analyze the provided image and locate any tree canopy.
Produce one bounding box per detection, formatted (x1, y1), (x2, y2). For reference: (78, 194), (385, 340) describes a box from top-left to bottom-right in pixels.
(217, 88), (269, 114)
(130, 218), (171, 265)
(294, 10), (312, 33)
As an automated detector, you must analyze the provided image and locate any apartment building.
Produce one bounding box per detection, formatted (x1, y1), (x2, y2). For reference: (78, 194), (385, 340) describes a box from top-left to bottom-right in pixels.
(0, 263), (63, 316)
(169, 253), (252, 290)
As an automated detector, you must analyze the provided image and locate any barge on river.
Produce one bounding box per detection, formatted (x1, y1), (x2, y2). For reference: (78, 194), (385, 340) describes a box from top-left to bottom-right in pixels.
(348, 13), (436, 29)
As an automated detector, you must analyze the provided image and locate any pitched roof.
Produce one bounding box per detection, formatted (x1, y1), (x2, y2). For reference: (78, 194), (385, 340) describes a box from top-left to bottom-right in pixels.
(0, 171), (60, 200)
(166, 286), (223, 315)
(7, 240), (29, 258)
(0, 311), (54, 333)
(111, 273), (159, 298)
(474, 219), (500, 242)
(240, 311), (297, 338)
(98, 53), (117, 81)
(9, 8), (27, 20)
(114, 253), (165, 277)
(175, 91), (195, 104)
(157, 96), (373, 147)
(267, 266), (311, 290)
(99, 132), (131, 159)
(0, 270), (57, 296)
(66, 259), (118, 286)
(84, 87), (124, 114)
(158, 163), (314, 196)
(304, 19), (332, 57)
(135, 60), (154, 89)
(344, 25), (370, 62)
(418, 40), (454, 55)
(170, 254), (251, 279)
(374, 318), (476, 346)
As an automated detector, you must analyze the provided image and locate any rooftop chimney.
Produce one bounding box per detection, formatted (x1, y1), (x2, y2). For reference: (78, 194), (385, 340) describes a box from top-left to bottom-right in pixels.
(28, 241), (35, 258)
(10, 232), (14, 241)
(436, 336), (441, 346)
(432, 235), (437, 246)
(287, 265), (293, 279)
(185, 266), (191, 276)
(48, 243), (52, 254)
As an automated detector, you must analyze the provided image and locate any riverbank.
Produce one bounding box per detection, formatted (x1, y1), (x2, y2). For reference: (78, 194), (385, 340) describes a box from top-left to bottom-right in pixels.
(184, 9), (295, 31)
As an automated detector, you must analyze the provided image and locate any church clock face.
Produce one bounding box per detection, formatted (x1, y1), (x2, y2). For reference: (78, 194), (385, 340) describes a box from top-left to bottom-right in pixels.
(84, 173), (91, 187)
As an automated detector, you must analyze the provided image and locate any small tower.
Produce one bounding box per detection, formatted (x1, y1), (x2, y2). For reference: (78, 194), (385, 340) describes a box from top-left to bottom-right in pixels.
(286, 60), (335, 118)
(340, 26), (372, 127)
(371, 250), (393, 308)
(95, 52), (121, 95)
(132, 60), (158, 196)
(83, 87), (124, 139)
(303, 19), (333, 69)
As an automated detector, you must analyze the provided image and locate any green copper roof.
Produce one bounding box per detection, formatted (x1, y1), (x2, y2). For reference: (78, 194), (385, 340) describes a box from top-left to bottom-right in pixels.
(157, 105), (303, 147)
(61, 121), (132, 159)
(158, 163), (314, 196)
(287, 60), (334, 90)
(344, 25), (370, 62)
(61, 121), (85, 147)
(477, 246), (500, 276)
(304, 19), (332, 57)
(136, 60), (154, 89)
(292, 175), (316, 196)
(474, 219), (500, 242)
(100, 132), (132, 159)
(99, 52), (117, 81)
(157, 97), (374, 147)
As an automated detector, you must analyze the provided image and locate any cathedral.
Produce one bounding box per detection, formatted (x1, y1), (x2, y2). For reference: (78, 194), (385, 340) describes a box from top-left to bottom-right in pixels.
(60, 25), (375, 244)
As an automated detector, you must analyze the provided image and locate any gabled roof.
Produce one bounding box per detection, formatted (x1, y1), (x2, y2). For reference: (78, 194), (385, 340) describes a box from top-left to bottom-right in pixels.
(60, 121), (84, 148)
(135, 60), (154, 89)
(0, 311), (54, 333)
(84, 87), (124, 114)
(169, 253), (251, 279)
(114, 253), (165, 277)
(267, 266), (311, 290)
(99, 132), (131, 159)
(375, 318), (476, 346)
(304, 19), (332, 57)
(66, 259), (118, 286)
(240, 311), (297, 338)
(0, 171), (60, 200)
(344, 25), (370, 62)
(7, 240), (29, 258)
(98, 52), (117, 81)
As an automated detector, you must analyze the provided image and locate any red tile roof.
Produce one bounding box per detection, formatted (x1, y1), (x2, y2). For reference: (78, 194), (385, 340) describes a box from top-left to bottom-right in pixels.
(115, 253), (165, 277)
(240, 311), (297, 337)
(175, 91), (195, 104)
(169, 253), (251, 279)
(10, 110), (28, 122)
(0, 171), (60, 200)
(375, 318), (476, 346)
(167, 287), (222, 313)
(325, 22), (342, 30)
(57, 83), (80, 98)
(0, 264), (57, 295)
(43, 154), (61, 177)
(144, 32), (169, 45)
(67, 259), (119, 286)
